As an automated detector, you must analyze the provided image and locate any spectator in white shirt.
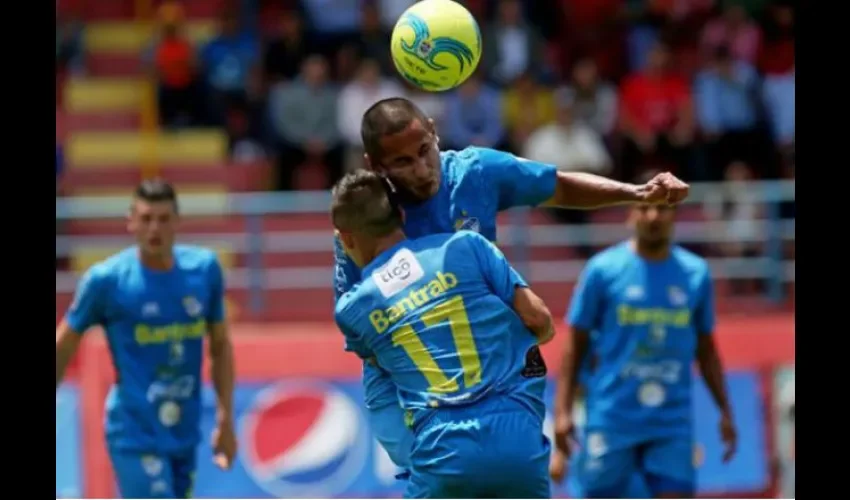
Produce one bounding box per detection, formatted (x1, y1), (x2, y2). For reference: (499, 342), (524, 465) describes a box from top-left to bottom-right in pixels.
(523, 92), (612, 176)
(523, 92), (611, 255)
(337, 58), (405, 171)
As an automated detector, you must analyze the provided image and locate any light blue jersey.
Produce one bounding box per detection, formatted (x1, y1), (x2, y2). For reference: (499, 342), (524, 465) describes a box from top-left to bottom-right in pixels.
(335, 232), (550, 498)
(333, 147), (557, 411)
(66, 245), (225, 453)
(566, 242), (714, 496)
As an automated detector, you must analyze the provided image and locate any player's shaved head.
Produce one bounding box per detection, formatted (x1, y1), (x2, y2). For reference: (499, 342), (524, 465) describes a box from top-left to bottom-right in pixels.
(331, 170), (403, 238)
(361, 97), (430, 160)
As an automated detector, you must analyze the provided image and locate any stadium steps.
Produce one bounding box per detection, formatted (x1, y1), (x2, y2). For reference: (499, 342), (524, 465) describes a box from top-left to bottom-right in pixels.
(61, 163), (272, 192)
(67, 130), (228, 168)
(84, 20), (217, 77)
(61, 78), (145, 131)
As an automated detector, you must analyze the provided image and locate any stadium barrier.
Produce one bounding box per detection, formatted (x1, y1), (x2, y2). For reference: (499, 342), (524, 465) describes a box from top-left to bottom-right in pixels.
(55, 180), (795, 316)
(59, 317), (794, 498)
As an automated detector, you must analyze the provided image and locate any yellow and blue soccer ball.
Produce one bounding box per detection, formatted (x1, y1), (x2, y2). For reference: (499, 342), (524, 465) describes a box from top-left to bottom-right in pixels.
(390, 0), (482, 92)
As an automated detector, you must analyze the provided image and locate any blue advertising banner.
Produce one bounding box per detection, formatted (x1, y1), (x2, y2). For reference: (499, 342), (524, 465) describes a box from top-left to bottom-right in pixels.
(56, 384), (83, 498)
(188, 372), (770, 498)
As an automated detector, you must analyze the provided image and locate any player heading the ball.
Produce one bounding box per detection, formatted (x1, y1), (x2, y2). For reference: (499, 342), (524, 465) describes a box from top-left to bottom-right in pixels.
(333, 170), (555, 498)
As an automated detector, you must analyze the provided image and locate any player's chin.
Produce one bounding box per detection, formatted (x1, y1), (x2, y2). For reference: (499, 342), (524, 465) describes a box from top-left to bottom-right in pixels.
(411, 181), (439, 200)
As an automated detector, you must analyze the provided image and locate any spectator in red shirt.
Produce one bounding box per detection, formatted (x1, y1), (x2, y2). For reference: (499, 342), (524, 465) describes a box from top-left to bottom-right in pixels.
(151, 14), (203, 127)
(757, 2), (794, 76)
(618, 41), (696, 181)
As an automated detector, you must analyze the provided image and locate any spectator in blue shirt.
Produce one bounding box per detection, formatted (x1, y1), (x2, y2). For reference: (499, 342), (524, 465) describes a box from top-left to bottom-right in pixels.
(443, 74), (506, 151)
(762, 71), (795, 150)
(695, 46), (775, 179)
(200, 10), (260, 127)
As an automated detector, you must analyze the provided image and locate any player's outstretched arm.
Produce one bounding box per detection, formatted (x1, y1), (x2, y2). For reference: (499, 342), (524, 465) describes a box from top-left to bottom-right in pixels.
(479, 148), (688, 211)
(545, 171), (690, 209)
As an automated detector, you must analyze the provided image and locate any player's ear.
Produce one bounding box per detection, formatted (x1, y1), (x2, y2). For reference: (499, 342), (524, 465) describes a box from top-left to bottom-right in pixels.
(427, 118), (439, 142)
(363, 152), (373, 170)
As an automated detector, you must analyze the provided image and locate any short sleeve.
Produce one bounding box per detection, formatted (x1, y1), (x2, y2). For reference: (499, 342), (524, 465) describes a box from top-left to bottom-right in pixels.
(567, 260), (604, 332)
(466, 231), (528, 304)
(206, 255), (226, 324)
(333, 233), (362, 302)
(476, 148), (558, 210)
(334, 307), (374, 361)
(65, 267), (108, 334)
(693, 266), (716, 335)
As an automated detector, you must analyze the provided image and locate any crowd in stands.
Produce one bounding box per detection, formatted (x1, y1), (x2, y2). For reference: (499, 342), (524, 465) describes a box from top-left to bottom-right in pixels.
(134, 0), (795, 191)
(54, 0), (795, 291)
(57, 0), (795, 191)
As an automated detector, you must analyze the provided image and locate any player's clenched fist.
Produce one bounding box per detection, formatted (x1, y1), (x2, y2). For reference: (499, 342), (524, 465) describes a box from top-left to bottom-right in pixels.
(637, 172), (689, 205)
(212, 419), (238, 470)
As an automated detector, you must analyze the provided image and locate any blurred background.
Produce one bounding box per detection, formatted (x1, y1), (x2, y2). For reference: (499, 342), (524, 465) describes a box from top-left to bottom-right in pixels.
(55, 0), (794, 497)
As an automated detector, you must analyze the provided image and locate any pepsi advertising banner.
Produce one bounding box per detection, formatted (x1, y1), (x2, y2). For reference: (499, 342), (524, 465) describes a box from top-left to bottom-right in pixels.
(185, 372), (769, 498)
(56, 384), (84, 498)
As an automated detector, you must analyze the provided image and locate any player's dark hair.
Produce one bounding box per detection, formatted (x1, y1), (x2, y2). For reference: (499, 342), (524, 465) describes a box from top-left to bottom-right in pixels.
(331, 170), (403, 237)
(133, 178), (179, 213)
(361, 97), (429, 160)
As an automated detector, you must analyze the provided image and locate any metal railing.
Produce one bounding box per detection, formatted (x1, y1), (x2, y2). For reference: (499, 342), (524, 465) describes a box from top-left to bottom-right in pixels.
(56, 180), (795, 311)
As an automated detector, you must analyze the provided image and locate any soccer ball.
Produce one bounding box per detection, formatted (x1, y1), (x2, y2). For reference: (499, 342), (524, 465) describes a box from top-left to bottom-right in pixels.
(390, 0), (482, 92)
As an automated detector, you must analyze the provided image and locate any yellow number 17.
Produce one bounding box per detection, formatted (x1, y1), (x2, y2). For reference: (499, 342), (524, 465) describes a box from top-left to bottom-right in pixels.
(391, 295), (483, 394)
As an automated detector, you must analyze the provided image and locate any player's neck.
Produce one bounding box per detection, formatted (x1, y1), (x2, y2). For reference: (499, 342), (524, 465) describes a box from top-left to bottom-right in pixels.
(139, 249), (174, 271)
(630, 239), (670, 261)
(371, 231), (407, 261)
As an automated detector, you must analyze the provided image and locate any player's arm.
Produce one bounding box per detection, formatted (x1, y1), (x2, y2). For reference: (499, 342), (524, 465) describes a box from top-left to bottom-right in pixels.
(482, 148), (680, 210)
(334, 305), (377, 363)
(56, 268), (106, 389)
(693, 268), (731, 417)
(206, 256), (234, 423)
(333, 232), (362, 303)
(554, 262), (602, 453)
(466, 232), (555, 344)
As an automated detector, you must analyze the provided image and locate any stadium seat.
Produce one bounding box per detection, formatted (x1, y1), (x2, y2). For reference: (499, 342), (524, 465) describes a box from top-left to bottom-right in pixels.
(64, 78), (148, 114)
(67, 130), (228, 168)
(84, 21), (218, 53)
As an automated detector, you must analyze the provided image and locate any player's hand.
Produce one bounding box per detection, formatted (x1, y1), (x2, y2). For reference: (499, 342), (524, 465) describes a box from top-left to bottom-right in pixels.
(553, 413), (576, 456)
(719, 412), (737, 463)
(637, 172), (690, 205)
(212, 417), (238, 471)
(549, 448), (568, 483)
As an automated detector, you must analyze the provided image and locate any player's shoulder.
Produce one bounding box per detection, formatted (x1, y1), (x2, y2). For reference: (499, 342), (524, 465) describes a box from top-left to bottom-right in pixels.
(670, 245), (710, 275)
(95, 246), (138, 275)
(586, 242), (634, 271)
(174, 244), (220, 269)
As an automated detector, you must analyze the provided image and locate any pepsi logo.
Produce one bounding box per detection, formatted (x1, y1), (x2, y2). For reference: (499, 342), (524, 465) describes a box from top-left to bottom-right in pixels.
(241, 381), (369, 498)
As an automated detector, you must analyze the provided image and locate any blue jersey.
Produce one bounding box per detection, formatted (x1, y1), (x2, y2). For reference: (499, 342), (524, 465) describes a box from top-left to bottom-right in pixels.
(333, 147), (557, 409)
(334, 232), (547, 428)
(65, 245), (226, 453)
(567, 242), (715, 439)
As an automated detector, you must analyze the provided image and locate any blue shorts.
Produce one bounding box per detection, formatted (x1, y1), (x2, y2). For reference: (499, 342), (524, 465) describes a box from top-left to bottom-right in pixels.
(575, 430), (695, 498)
(405, 398), (550, 499)
(109, 448), (196, 499)
(368, 403), (415, 470)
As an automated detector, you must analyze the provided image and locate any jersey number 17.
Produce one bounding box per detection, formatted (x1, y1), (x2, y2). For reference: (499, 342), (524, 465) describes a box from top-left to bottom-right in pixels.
(392, 295), (483, 394)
